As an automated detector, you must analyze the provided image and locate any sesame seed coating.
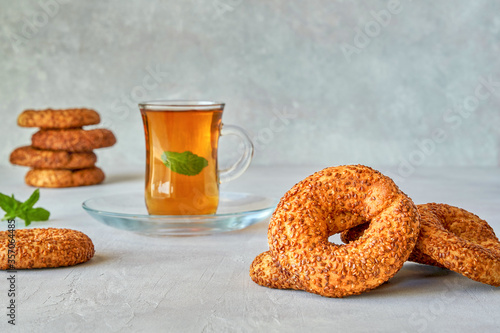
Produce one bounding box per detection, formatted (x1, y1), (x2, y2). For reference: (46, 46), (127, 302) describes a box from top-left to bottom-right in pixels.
(342, 203), (500, 286)
(416, 203), (500, 286)
(250, 165), (420, 298)
(0, 228), (95, 269)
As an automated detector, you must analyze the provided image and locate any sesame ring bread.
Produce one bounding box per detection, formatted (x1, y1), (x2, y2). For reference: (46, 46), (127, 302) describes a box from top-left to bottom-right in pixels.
(17, 108), (100, 129)
(251, 251), (304, 291)
(341, 203), (500, 286)
(415, 203), (500, 286)
(250, 165), (421, 298)
(0, 228), (94, 269)
(251, 212), (367, 292)
(31, 128), (116, 152)
(10, 146), (97, 169)
(340, 217), (446, 268)
(25, 167), (105, 188)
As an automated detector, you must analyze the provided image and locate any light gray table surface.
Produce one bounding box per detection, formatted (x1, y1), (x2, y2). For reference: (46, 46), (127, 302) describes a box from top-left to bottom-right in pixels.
(1, 164), (499, 332)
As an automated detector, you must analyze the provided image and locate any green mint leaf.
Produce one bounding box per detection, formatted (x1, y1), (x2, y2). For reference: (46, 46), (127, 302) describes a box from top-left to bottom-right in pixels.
(161, 151), (208, 176)
(26, 207), (50, 222)
(0, 189), (50, 226)
(22, 188), (40, 209)
(0, 193), (20, 219)
(15, 208), (28, 223)
(21, 212), (31, 226)
(2, 212), (17, 221)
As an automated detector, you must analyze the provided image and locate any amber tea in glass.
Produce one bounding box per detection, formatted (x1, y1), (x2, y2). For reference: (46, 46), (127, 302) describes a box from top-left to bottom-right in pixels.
(139, 101), (253, 215)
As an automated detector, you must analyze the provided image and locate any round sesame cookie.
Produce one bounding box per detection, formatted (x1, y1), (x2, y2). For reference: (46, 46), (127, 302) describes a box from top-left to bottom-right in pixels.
(25, 167), (105, 188)
(0, 228), (94, 269)
(10, 146), (97, 170)
(250, 165), (420, 298)
(31, 128), (116, 152)
(17, 108), (100, 129)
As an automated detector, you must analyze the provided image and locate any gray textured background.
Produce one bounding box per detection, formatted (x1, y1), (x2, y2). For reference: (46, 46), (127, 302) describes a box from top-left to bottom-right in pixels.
(1, 0), (500, 174)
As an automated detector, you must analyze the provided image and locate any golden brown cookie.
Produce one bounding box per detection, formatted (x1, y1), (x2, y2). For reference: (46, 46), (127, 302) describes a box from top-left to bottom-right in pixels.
(10, 146), (97, 169)
(25, 167), (105, 188)
(17, 108), (100, 129)
(0, 228), (94, 269)
(31, 128), (116, 152)
(250, 165), (420, 298)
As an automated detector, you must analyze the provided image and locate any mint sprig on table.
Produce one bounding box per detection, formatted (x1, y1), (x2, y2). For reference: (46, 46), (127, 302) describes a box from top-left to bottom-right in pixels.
(0, 189), (50, 226)
(161, 151), (208, 176)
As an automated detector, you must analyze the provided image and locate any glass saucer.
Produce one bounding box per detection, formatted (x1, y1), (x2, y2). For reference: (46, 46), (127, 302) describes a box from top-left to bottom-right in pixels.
(82, 192), (277, 236)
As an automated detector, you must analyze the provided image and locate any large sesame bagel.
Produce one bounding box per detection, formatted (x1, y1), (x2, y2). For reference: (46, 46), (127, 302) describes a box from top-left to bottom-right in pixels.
(416, 203), (500, 286)
(250, 165), (420, 298)
(341, 203), (500, 286)
(0, 228), (94, 269)
(340, 217), (446, 268)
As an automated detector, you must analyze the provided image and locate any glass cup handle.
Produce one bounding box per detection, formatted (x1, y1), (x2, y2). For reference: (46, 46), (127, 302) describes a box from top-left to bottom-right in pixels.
(219, 124), (254, 184)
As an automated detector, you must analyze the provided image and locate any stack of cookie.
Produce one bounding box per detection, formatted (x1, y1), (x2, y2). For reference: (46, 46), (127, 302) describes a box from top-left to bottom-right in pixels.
(9, 108), (116, 188)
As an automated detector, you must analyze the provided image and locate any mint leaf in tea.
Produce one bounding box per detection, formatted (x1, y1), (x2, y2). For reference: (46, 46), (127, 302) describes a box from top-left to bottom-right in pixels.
(161, 151), (209, 176)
